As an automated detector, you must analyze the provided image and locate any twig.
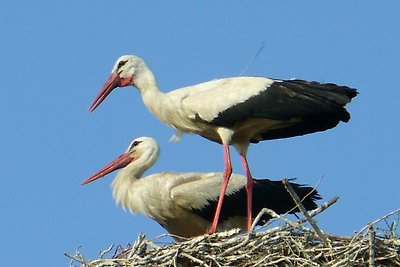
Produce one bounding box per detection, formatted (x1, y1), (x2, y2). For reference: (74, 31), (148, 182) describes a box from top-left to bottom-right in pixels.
(283, 178), (331, 248)
(239, 41), (266, 76)
(291, 196), (339, 226)
(369, 225), (376, 267)
(311, 196), (339, 216)
(181, 252), (211, 267)
(351, 207), (400, 244)
(64, 252), (86, 265)
(250, 207), (271, 232)
(127, 233), (146, 258)
(219, 234), (250, 257)
(99, 244), (114, 258)
(173, 247), (180, 267)
(255, 207), (312, 233)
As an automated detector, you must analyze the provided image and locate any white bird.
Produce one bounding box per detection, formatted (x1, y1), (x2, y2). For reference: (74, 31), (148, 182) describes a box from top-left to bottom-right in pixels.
(81, 136), (321, 239)
(88, 55), (357, 233)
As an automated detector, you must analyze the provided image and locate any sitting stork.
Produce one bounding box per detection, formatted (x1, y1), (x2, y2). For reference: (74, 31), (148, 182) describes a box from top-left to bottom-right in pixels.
(81, 137), (321, 239)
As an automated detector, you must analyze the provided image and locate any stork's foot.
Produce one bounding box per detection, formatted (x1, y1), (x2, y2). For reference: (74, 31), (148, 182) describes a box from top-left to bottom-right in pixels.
(246, 220), (252, 232)
(207, 225), (218, 234)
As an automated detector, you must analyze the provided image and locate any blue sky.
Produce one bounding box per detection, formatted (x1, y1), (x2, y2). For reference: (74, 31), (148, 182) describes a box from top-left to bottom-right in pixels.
(1, 1), (399, 266)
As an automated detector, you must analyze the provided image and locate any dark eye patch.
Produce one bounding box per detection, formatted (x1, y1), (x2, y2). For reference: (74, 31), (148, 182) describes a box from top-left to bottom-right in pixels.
(128, 140), (142, 150)
(117, 60), (128, 69)
(132, 141), (142, 147)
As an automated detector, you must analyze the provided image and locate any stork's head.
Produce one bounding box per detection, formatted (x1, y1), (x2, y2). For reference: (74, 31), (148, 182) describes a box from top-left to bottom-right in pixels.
(81, 136), (160, 185)
(89, 55), (149, 112)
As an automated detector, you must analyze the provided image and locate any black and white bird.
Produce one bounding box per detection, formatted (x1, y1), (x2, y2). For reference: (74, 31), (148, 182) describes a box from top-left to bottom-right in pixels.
(89, 55), (357, 233)
(81, 136), (321, 239)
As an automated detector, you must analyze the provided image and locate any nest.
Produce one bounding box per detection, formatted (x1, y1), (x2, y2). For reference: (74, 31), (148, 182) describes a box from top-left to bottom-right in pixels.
(67, 181), (400, 266)
(67, 197), (400, 266)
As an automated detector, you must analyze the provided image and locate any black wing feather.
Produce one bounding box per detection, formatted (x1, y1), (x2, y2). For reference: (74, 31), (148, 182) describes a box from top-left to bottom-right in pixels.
(210, 79), (358, 141)
(192, 178), (321, 225)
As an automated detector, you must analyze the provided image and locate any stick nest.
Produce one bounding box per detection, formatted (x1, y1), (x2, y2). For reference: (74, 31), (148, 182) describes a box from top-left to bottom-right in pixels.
(67, 196), (400, 267)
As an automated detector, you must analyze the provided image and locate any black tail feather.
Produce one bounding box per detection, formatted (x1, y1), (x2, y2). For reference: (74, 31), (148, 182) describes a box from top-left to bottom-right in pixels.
(194, 178), (321, 225)
(251, 178), (321, 225)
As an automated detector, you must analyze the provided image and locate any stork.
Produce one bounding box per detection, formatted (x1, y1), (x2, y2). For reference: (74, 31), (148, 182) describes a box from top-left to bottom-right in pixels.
(89, 55), (357, 233)
(81, 137), (321, 239)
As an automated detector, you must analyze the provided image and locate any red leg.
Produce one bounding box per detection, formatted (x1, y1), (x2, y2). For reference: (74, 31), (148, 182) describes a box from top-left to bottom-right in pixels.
(208, 143), (232, 234)
(239, 154), (254, 231)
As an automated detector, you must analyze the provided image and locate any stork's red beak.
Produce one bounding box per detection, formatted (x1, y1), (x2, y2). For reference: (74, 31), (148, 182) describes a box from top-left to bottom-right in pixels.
(81, 153), (134, 185)
(89, 73), (133, 112)
(89, 73), (120, 112)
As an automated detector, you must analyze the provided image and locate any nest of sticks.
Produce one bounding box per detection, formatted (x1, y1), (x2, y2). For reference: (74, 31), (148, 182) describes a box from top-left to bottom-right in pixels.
(67, 181), (400, 267)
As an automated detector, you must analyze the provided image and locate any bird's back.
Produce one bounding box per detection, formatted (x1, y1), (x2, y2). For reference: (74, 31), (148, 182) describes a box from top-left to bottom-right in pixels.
(196, 78), (358, 142)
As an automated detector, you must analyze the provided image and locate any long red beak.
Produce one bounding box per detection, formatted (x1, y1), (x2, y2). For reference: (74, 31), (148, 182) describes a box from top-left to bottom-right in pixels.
(81, 153), (134, 185)
(89, 72), (133, 112)
(89, 73), (122, 112)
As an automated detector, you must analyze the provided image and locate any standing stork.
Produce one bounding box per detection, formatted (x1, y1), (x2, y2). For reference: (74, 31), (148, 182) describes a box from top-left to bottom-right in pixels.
(81, 137), (321, 239)
(89, 55), (357, 233)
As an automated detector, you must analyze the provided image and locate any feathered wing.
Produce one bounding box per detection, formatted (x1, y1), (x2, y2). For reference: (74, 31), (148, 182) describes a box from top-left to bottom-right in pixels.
(194, 178), (321, 225)
(179, 77), (274, 123)
(250, 179), (321, 217)
(180, 77), (357, 142)
(171, 173), (321, 226)
(170, 172), (246, 211)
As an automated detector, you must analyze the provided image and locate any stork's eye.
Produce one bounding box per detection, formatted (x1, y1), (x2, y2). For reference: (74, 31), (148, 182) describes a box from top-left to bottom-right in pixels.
(128, 140), (142, 151)
(132, 141), (142, 147)
(117, 60), (128, 69)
